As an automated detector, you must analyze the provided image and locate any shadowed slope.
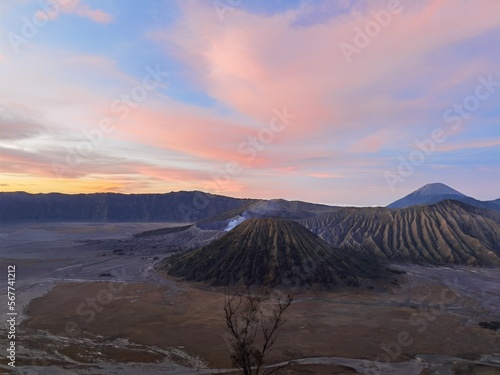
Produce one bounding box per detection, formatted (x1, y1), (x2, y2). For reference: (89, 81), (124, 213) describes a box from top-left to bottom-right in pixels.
(167, 218), (384, 287)
(0, 191), (255, 222)
(299, 200), (500, 266)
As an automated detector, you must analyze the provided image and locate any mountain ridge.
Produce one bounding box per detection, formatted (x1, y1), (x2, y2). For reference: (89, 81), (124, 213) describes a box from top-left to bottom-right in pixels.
(0, 191), (255, 222)
(299, 199), (500, 266)
(1, 183), (499, 223)
(387, 183), (500, 211)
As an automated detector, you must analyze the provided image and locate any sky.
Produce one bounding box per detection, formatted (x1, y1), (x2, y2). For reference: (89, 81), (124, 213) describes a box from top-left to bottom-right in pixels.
(0, 0), (499, 206)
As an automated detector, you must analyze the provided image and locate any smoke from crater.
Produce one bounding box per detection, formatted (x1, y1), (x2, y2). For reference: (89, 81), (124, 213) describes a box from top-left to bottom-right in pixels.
(224, 215), (246, 231)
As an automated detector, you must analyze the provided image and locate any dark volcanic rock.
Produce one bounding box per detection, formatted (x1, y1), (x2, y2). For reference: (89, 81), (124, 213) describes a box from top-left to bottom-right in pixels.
(479, 321), (500, 331)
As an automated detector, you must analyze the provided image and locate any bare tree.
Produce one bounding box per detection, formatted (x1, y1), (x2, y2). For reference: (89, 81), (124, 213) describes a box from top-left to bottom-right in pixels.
(223, 287), (294, 375)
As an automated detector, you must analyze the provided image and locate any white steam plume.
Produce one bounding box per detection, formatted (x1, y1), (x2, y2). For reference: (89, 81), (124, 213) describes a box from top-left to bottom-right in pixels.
(224, 215), (246, 231)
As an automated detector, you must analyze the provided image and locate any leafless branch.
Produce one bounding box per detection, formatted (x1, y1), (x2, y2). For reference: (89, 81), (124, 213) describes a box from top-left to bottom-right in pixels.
(223, 287), (294, 375)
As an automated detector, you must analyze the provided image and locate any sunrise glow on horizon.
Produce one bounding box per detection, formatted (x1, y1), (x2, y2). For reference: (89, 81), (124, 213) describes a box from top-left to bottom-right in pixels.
(0, 0), (499, 205)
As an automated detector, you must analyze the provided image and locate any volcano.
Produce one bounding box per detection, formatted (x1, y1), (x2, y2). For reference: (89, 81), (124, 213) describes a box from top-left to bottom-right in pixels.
(387, 183), (500, 211)
(167, 218), (386, 287)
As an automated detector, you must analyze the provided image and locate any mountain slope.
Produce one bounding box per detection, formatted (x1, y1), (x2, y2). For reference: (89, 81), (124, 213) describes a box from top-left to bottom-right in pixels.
(388, 183), (464, 208)
(387, 183), (500, 211)
(0, 191), (254, 222)
(196, 198), (335, 230)
(299, 200), (500, 266)
(167, 218), (387, 287)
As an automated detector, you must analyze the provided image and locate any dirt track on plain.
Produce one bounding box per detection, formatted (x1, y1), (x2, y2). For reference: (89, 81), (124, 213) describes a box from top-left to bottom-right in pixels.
(21, 270), (500, 370)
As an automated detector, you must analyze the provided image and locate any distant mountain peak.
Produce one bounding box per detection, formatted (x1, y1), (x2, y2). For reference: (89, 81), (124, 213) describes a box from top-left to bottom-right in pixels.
(387, 183), (499, 211)
(413, 183), (465, 197)
(387, 183), (467, 209)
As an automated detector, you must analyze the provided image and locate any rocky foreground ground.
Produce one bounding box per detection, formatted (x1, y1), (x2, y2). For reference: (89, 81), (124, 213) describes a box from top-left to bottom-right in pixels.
(0, 223), (499, 374)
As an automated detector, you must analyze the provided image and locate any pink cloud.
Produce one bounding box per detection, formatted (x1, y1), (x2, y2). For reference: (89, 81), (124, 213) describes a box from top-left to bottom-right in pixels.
(437, 139), (500, 152)
(35, 0), (113, 23)
(2, 0), (498, 202)
(349, 132), (387, 154)
(108, 104), (264, 166)
(307, 172), (344, 179)
(152, 0), (499, 140)
(64, 54), (116, 67)
(275, 166), (297, 174)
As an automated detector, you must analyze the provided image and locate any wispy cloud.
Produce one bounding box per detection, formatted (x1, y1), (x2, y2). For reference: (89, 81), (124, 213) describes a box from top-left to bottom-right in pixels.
(35, 0), (113, 23)
(437, 139), (500, 152)
(0, 0), (498, 204)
